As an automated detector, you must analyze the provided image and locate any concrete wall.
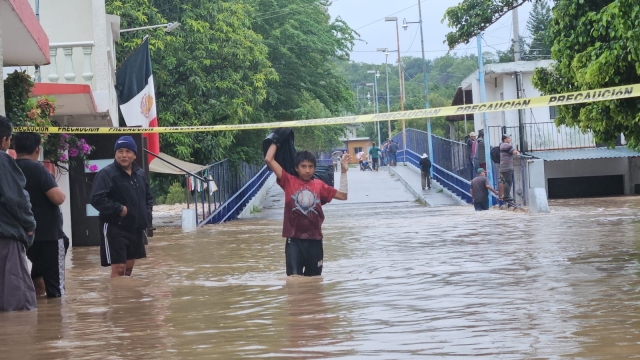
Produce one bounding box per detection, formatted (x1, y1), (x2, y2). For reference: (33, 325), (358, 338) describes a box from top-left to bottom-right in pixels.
(544, 158), (632, 195)
(238, 174), (276, 219)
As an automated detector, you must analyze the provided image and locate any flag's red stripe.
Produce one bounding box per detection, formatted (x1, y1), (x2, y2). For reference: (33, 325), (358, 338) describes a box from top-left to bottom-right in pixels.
(144, 117), (160, 164)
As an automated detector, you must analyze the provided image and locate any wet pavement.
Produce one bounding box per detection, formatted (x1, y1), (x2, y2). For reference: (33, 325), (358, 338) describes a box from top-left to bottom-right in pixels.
(3, 169), (640, 359)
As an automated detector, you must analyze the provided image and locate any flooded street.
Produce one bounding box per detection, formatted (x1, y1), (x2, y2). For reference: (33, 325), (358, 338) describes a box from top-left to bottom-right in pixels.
(3, 170), (640, 358)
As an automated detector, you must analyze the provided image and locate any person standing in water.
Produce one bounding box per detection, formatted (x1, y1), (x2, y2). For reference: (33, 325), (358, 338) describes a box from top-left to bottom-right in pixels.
(265, 140), (350, 276)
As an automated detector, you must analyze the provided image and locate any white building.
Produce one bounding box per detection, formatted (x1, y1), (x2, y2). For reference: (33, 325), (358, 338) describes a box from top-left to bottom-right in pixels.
(0, 0), (50, 113)
(454, 60), (640, 199)
(21, 0), (121, 245)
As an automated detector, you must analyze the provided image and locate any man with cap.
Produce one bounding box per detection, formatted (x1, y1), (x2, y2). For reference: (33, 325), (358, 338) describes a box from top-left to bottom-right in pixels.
(466, 132), (477, 180)
(90, 136), (153, 278)
(499, 134), (520, 202)
(470, 168), (499, 211)
(419, 153), (432, 190)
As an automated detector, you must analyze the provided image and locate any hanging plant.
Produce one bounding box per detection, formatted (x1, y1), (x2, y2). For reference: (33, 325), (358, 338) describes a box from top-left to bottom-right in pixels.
(4, 70), (97, 172)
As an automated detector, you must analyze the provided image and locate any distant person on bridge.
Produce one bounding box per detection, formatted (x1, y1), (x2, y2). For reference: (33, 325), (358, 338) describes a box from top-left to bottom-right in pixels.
(499, 134), (519, 202)
(265, 140), (350, 277)
(474, 130), (486, 172)
(388, 140), (398, 166)
(419, 153), (432, 190)
(368, 142), (381, 171)
(466, 132), (477, 180)
(470, 168), (499, 211)
(0, 116), (37, 311)
(90, 136), (153, 278)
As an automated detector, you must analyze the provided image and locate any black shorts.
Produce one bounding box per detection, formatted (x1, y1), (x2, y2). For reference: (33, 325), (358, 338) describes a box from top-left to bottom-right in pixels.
(285, 238), (323, 276)
(26, 238), (69, 298)
(100, 222), (146, 267)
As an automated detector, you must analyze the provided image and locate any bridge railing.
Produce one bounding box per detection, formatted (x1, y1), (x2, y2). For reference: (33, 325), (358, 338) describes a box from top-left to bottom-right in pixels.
(190, 160), (270, 226)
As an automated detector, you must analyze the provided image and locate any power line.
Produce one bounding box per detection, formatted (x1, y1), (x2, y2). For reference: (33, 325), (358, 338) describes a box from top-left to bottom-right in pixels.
(354, 0), (427, 31)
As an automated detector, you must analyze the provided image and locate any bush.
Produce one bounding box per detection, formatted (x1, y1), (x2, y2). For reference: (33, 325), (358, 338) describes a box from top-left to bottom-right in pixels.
(155, 195), (165, 205)
(164, 182), (186, 205)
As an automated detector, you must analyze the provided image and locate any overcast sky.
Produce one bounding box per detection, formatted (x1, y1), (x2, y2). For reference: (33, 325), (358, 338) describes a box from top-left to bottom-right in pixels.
(328, 0), (533, 64)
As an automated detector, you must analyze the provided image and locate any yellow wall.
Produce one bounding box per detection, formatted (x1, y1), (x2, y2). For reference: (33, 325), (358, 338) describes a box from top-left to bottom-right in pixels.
(346, 140), (373, 164)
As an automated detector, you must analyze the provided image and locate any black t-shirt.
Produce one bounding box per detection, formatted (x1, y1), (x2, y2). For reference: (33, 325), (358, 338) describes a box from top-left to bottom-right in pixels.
(15, 159), (65, 241)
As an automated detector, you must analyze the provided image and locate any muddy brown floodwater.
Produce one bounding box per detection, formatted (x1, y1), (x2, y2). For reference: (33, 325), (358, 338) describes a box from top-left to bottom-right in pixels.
(3, 193), (640, 359)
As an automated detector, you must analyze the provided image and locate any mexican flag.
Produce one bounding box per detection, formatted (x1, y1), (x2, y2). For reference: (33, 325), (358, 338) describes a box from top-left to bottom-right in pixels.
(115, 37), (159, 163)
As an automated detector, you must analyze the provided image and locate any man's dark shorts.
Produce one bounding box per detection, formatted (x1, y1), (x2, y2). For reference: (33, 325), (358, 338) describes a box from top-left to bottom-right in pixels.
(100, 222), (146, 267)
(474, 201), (489, 211)
(26, 238), (69, 298)
(285, 238), (323, 276)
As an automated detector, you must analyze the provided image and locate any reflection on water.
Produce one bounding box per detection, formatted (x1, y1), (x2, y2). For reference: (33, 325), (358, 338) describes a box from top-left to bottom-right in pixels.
(3, 197), (640, 358)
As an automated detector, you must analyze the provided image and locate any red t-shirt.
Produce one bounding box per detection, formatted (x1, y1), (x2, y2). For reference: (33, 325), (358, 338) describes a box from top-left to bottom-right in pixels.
(277, 171), (337, 240)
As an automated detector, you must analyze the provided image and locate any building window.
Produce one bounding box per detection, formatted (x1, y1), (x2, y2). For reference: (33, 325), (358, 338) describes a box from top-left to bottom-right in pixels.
(549, 106), (557, 119)
(354, 147), (362, 154)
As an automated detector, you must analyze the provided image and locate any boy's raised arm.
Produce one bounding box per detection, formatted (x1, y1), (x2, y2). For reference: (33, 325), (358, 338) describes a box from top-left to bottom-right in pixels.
(264, 143), (283, 180)
(333, 153), (351, 200)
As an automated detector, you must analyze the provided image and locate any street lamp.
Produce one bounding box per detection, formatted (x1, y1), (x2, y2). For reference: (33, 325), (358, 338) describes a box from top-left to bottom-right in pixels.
(385, 16), (406, 157)
(402, 0), (433, 167)
(120, 22), (181, 33)
(377, 48), (392, 144)
(367, 70), (381, 146)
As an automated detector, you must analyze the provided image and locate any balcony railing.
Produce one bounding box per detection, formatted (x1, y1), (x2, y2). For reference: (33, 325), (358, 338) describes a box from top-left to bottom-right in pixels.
(33, 41), (95, 85)
(488, 122), (596, 152)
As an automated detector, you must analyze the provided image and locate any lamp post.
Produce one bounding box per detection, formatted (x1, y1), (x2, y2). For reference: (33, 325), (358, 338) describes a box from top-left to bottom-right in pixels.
(385, 17), (406, 154)
(120, 22), (181, 33)
(367, 70), (382, 146)
(402, 0), (433, 166)
(377, 48), (392, 141)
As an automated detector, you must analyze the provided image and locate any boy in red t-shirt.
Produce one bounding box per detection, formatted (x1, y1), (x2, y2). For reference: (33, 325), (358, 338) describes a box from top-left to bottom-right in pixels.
(265, 143), (350, 276)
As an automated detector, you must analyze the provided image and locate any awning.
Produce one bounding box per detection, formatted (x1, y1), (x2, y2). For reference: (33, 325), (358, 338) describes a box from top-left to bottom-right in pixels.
(149, 152), (207, 175)
(529, 146), (640, 161)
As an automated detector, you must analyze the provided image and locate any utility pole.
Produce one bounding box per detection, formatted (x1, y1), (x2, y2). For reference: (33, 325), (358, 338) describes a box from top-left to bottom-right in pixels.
(386, 17), (406, 152)
(512, 7), (521, 61)
(477, 34), (494, 207)
(513, 7), (525, 152)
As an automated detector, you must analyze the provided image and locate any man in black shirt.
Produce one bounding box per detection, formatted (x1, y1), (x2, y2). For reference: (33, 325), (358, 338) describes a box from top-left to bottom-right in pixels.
(91, 136), (153, 278)
(14, 132), (68, 298)
(419, 153), (432, 190)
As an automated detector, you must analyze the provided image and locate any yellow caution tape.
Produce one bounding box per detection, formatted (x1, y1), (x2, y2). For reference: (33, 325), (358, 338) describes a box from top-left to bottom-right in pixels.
(14, 83), (640, 134)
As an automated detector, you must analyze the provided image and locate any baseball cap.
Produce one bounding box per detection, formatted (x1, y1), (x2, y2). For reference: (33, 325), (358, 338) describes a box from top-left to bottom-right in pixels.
(501, 134), (511, 141)
(477, 168), (485, 174)
(469, 132), (476, 137)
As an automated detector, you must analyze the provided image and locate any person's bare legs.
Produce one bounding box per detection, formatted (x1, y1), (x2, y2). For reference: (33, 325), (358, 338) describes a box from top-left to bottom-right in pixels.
(32, 277), (46, 296)
(125, 259), (135, 276)
(110, 264), (126, 278)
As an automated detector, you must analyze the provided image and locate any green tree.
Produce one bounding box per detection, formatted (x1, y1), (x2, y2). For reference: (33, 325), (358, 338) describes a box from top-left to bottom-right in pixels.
(533, 0), (640, 147)
(251, 0), (356, 120)
(524, 0), (552, 60)
(108, 0), (277, 165)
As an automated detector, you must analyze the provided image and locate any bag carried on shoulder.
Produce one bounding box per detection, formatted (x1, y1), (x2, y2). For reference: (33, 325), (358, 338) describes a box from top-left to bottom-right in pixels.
(490, 144), (513, 164)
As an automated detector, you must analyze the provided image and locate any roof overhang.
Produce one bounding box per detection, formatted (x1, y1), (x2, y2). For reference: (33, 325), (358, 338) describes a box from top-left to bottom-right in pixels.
(32, 83), (97, 115)
(2, 0), (49, 66)
(32, 83), (113, 127)
(530, 147), (640, 161)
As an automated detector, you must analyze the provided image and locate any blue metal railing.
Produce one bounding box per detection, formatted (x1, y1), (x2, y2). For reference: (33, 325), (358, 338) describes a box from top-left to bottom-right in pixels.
(198, 164), (272, 226)
(189, 160), (270, 226)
